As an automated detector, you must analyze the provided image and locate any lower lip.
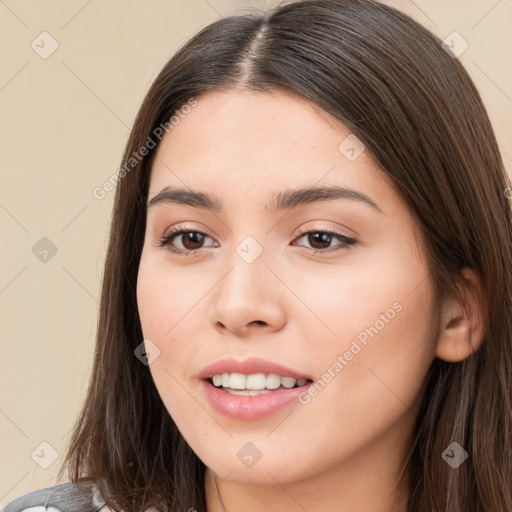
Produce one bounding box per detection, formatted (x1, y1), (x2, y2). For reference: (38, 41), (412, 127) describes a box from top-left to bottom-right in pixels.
(200, 380), (309, 420)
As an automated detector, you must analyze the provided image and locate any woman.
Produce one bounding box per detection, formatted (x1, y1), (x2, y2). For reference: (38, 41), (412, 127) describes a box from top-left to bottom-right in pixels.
(3, 0), (511, 511)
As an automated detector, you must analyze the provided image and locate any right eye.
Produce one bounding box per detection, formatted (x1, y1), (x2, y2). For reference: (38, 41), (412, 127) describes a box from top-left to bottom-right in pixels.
(157, 225), (217, 255)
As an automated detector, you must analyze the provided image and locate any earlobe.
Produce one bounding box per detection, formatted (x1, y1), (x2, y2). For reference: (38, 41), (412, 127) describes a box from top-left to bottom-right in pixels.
(435, 267), (487, 363)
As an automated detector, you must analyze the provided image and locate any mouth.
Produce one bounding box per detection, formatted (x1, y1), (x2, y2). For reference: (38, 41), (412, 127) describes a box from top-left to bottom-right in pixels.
(198, 358), (314, 420)
(207, 372), (312, 396)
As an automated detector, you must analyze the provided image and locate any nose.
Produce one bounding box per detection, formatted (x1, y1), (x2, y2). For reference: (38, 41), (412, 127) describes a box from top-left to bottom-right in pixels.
(208, 243), (287, 337)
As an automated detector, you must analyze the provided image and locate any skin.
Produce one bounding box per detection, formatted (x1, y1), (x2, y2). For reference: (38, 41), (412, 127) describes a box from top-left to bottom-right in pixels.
(136, 89), (486, 512)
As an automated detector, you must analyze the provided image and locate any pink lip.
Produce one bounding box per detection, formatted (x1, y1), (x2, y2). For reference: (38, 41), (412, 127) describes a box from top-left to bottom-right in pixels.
(200, 380), (310, 420)
(198, 357), (312, 420)
(198, 357), (311, 381)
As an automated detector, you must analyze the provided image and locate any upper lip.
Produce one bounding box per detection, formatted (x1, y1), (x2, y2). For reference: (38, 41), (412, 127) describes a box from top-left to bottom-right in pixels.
(199, 357), (312, 381)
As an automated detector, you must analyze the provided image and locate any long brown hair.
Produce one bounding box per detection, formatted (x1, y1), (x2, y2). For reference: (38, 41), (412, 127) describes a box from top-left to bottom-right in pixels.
(57, 1), (512, 510)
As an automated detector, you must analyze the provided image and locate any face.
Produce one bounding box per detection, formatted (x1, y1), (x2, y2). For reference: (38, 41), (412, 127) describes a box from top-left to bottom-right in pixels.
(136, 89), (437, 487)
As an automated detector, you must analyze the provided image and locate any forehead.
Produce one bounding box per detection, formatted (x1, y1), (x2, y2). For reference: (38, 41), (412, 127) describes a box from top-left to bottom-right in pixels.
(148, 89), (396, 216)
(154, 89), (348, 165)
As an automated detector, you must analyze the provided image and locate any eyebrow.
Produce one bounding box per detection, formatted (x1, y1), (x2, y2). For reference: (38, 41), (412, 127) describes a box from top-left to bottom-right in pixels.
(147, 185), (382, 214)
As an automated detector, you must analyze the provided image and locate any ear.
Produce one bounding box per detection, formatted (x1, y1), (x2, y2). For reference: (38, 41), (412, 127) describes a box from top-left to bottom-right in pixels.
(435, 267), (487, 363)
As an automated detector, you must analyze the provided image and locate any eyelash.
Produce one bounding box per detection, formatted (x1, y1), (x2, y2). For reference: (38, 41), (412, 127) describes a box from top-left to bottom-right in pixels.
(156, 224), (357, 256)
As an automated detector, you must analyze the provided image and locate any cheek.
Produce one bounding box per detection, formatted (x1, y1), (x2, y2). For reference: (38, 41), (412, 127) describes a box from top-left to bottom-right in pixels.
(136, 255), (161, 335)
(136, 253), (209, 385)
(136, 257), (209, 436)
(136, 253), (201, 340)
(290, 240), (433, 350)
(295, 242), (436, 408)
(280, 267), (435, 473)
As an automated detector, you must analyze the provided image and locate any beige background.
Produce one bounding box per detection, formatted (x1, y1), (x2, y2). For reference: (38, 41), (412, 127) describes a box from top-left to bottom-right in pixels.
(0, 0), (511, 506)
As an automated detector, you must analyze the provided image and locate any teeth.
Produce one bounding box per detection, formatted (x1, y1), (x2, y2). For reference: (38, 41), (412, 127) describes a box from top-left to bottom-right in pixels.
(212, 374), (223, 387)
(225, 388), (271, 396)
(210, 372), (309, 390)
(281, 377), (296, 389)
(229, 373), (246, 389)
(246, 373), (266, 389)
(266, 373), (281, 389)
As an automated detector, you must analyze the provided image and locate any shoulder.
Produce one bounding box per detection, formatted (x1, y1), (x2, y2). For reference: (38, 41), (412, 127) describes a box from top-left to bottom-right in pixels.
(1, 481), (117, 512)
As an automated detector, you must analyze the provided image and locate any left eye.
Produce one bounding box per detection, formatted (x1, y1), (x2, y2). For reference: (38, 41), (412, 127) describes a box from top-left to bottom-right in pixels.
(293, 229), (357, 253)
(157, 227), (357, 255)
